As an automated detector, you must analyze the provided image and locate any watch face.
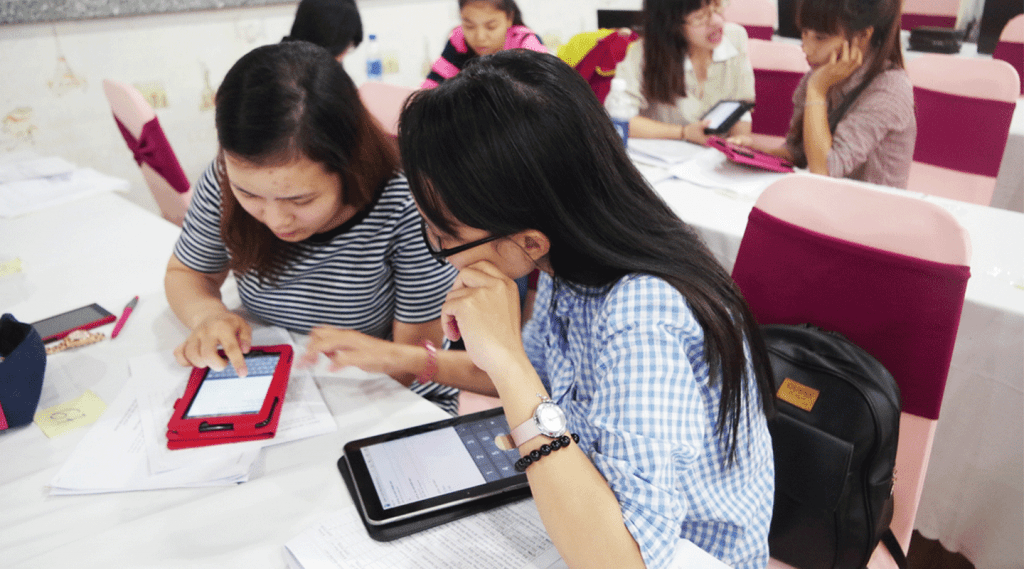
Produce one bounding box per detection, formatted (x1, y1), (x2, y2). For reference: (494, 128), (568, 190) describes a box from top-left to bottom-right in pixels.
(535, 402), (567, 437)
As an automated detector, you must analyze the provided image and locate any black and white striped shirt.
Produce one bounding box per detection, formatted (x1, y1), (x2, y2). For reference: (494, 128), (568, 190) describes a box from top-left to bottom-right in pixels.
(174, 163), (457, 336)
(174, 164), (462, 414)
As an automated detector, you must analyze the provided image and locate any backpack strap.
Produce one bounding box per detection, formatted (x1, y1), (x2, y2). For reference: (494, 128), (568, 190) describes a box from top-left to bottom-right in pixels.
(880, 529), (908, 569)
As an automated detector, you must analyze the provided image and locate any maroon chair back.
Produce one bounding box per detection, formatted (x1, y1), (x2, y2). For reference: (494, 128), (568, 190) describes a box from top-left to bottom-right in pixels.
(751, 68), (804, 136)
(732, 206), (970, 419)
(911, 87), (1016, 178)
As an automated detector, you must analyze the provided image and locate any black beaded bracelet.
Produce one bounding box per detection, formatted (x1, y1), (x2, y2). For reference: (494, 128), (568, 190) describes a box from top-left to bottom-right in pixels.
(514, 433), (580, 472)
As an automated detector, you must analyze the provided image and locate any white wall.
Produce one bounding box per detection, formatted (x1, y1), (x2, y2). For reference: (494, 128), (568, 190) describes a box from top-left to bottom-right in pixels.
(0, 0), (606, 216)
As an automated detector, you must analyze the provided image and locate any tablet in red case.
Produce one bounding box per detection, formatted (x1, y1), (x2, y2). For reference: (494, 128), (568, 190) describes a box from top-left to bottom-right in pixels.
(707, 136), (795, 173)
(166, 345), (293, 450)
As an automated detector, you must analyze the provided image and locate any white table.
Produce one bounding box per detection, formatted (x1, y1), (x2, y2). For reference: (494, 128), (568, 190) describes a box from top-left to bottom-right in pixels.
(647, 162), (1023, 569)
(0, 193), (449, 568)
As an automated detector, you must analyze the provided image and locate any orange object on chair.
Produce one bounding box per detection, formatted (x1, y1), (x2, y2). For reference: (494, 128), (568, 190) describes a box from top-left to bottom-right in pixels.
(102, 79), (192, 226)
(557, 29), (639, 104)
(993, 14), (1024, 95)
(731, 174), (972, 569)
(905, 54), (1020, 206)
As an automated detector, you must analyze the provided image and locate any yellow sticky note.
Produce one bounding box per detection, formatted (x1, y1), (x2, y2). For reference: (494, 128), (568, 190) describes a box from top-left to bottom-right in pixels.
(34, 390), (107, 438)
(0, 257), (23, 278)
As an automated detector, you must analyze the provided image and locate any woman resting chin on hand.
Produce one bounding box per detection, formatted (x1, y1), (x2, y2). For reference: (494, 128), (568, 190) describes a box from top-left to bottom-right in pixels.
(307, 49), (777, 569)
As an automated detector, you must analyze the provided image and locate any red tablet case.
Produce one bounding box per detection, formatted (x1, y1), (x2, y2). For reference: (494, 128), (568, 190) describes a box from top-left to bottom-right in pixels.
(166, 345), (293, 450)
(707, 136), (795, 173)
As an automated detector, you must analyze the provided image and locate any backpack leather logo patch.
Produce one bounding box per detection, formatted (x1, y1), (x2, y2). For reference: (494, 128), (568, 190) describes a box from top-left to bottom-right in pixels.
(777, 377), (820, 412)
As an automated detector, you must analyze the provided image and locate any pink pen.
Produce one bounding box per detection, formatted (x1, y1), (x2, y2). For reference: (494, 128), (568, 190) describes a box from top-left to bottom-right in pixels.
(111, 296), (139, 339)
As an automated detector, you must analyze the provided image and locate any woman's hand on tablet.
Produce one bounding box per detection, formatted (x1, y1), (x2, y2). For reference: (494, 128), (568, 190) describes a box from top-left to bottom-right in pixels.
(682, 119), (712, 145)
(174, 312), (252, 376)
(725, 133), (753, 148)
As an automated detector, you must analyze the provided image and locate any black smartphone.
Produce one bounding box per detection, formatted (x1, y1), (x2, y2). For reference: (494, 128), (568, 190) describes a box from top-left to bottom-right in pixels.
(702, 100), (755, 135)
(31, 303), (116, 343)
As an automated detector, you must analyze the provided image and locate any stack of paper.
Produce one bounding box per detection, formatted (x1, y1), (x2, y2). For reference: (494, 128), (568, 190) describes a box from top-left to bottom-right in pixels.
(285, 500), (567, 569)
(0, 151), (129, 217)
(628, 138), (707, 170)
(48, 327), (337, 495)
(670, 148), (791, 199)
(285, 500), (734, 569)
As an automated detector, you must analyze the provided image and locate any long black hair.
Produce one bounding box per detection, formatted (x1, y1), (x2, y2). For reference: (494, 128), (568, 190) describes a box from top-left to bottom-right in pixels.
(399, 49), (774, 463)
(215, 41), (397, 280)
(787, 0), (903, 163)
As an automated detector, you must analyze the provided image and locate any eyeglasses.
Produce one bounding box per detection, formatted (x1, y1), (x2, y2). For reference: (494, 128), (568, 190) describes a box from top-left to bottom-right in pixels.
(420, 219), (506, 265)
(684, 1), (727, 28)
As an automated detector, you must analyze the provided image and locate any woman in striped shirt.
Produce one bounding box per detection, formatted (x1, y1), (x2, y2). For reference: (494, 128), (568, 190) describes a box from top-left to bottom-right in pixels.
(165, 42), (458, 410)
(421, 0), (545, 89)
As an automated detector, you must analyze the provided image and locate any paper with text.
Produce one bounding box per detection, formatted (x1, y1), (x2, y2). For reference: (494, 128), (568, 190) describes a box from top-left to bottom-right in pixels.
(285, 499), (566, 569)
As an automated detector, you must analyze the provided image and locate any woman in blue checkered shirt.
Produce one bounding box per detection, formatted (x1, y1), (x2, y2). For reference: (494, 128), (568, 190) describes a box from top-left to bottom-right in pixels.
(304, 49), (776, 569)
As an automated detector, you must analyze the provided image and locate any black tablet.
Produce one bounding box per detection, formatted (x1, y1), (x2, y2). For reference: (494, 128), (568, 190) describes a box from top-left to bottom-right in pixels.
(340, 407), (531, 540)
(702, 99), (755, 135)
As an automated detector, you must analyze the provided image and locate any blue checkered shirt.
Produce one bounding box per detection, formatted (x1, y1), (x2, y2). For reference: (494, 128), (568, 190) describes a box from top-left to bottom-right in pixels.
(522, 273), (774, 569)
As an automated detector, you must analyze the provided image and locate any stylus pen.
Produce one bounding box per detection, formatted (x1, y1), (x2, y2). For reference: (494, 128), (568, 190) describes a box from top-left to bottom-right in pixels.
(111, 296), (138, 339)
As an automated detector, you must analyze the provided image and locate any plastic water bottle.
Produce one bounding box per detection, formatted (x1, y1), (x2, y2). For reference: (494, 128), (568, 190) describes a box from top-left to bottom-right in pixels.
(605, 78), (637, 148)
(366, 34), (383, 81)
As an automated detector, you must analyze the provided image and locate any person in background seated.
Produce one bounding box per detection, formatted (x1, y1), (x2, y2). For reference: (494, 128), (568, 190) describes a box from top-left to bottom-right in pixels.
(283, 0), (363, 60)
(304, 50), (775, 569)
(421, 0), (545, 89)
(615, 0), (754, 144)
(729, 0), (914, 189)
(165, 42), (459, 414)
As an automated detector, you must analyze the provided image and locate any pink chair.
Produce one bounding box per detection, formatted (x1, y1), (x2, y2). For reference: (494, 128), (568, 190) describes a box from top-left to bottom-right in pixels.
(357, 81), (415, 138)
(731, 174), (972, 569)
(901, 0), (959, 30)
(993, 14), (1024, 95)
(748, 39), (809, 143)
(906, 54), (1020, 205)
(724, 0), (777, 40)
(102, 79), (192, 226)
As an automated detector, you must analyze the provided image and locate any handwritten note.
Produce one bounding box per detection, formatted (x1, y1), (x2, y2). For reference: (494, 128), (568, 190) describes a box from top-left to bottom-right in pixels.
(34, 390), (107, 438)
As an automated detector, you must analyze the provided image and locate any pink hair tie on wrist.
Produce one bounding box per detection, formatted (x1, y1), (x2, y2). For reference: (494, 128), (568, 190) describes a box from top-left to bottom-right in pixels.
(416, 340), (438, 385)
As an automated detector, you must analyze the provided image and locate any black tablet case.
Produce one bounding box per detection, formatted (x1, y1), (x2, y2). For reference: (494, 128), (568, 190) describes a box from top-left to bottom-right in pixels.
(337, 456), (532, 542)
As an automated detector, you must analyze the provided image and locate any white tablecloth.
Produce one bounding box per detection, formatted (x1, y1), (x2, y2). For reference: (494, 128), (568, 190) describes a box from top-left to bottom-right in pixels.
(648, 161), (1024, 569)
(0, 193), (449, 569)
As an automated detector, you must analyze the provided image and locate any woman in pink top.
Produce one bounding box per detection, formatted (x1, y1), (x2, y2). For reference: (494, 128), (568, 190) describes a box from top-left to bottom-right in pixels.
(421, 0), (546, 89)
(731, 0), (915, 188)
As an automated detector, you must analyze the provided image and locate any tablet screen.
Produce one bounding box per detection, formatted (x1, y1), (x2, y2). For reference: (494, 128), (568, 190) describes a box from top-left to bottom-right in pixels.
(184, 354), (280, 418)
(704, 100), (743, 129)
(358, 412), (522, 509)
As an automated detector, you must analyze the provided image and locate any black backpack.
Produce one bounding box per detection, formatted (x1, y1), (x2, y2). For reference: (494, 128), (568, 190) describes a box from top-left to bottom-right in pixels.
(763, 324), (907, 569)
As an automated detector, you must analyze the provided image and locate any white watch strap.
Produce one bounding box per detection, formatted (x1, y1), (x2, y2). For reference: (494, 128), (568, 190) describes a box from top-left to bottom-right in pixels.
(510, 417), (541, 448)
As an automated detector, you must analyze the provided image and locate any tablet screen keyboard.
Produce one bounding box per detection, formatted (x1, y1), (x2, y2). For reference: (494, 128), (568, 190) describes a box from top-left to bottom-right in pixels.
(454, 415), (520, 482)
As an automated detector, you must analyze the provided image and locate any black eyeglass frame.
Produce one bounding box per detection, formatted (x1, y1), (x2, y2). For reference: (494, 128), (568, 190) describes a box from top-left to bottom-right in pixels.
(419, 220), (506, 265)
